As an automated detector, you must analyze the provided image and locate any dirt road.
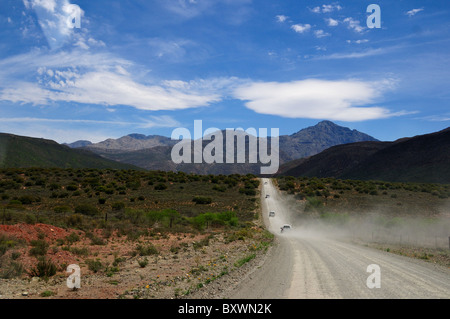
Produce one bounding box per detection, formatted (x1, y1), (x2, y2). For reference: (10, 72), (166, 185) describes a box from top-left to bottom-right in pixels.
(226, 178), (450, 299)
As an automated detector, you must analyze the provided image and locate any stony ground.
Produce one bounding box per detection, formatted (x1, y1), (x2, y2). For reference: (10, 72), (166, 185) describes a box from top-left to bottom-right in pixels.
(0, 221), (273, 299)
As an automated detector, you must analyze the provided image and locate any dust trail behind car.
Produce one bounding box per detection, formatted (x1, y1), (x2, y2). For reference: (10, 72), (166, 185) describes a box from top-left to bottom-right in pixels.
(225, 178), (450, 299)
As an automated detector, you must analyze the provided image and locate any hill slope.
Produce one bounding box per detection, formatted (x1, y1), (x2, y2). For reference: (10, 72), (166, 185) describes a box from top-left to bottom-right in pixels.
(278, 127), (450, 184)
(0, 133), (140, 170)
(82, 121), (378, 175)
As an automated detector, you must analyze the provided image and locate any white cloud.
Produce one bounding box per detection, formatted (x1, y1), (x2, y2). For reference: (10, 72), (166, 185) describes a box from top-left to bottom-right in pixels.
(343, 17), (365, 33)
(24, 0), (85, 50)
(0, 115), (181, 143)
(311, 4), (342, 13)
(418, 115), (450, 122)
(406, 8), (424, 17)
(0, 115), (180, 129)
(2, 72), (221, 111)
(322, 4), (342, 13)
(146, 38), (195, 61)
(314, 30), (330, 38)
(346, 39), (369, 44)
(29, 0), (57, 12)
(291, 24), (311, 34)
(233, 79), (399, 121)
(314, 47), (390, 60)
(162, 0), (252, 21)
(0, 50), (225, 111)
(325, 18), (339, 27)
(275, 15), (288, 23)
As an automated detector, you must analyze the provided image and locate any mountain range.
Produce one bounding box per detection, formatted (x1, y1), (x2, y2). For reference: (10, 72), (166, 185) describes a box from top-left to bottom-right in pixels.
(4, 121), (448, 183)
(66, 121), (378, 175)
(277, 127), (450, 184)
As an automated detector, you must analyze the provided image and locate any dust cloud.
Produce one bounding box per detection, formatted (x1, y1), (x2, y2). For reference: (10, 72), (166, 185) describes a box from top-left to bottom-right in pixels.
(266, 187), (450, 250)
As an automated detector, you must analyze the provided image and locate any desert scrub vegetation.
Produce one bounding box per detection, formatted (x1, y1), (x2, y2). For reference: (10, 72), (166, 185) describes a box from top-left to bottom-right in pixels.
(276, 175), (450, 217)
(134, 243), (159, 256)
(0, 168), (265, 282)
(277, 176), (450, 199)
(234, 253), (256, 268)
(0, 169), (260, 231)
(28, 257), (57, 278)
(0, 234), (20, 257)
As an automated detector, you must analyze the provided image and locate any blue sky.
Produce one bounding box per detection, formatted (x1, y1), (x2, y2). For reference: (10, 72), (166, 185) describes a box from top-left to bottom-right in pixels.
(0, 0), (449, 143)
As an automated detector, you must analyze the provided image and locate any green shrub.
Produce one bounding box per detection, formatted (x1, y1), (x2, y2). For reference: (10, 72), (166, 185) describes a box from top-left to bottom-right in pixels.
(69, 247), (90, 257)
(138, 257), (149, 268)
(192, 196), (212, 205)
(18, 195), (35, 205)
(29, 239), (49, 257)
(212, 185), (226, 192)
(29, 257), (57, 278)
(86, 259), (103, 273)
(192, 237), (210, 250)
(65, 232), (80, 244)
(0, 261), (24, 279)
(239, 188), (256, 196)
(66, 184), (78, 191)
(54, 206), (70, 215)
(25, 214), (37, 224)
(75, 204), (99, 216)
(154, 183), (167, 190)
(66, 214), (84, 227)
(40, 290), (55, 297)
(86, 232), (106, 245)
(0, 234), (17, 257)
(135, 244), (159, 256)
(111, 202), (125, 211)
(234, 253), (256, 268)
(304, 197), (323, 212)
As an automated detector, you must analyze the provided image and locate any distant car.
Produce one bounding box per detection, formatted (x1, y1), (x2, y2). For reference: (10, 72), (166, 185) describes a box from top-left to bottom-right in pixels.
(265, 194), (270, 198)
(264, 182), (268, 185)
(269, 211), (275, 217)
(280, 224), (292, 233)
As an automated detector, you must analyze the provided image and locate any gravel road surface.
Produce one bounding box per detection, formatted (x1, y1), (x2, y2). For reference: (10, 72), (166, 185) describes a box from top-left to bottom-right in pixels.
(227, 178), (450, 299)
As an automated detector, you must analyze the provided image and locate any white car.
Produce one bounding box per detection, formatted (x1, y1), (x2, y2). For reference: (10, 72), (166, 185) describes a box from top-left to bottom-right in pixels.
(269, 211), (275, 217)
(280, 224), (292, 233)
(265, 194), (270, 198)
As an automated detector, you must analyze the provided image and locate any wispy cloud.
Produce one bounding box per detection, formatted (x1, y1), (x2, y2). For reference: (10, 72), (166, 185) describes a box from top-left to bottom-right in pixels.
(313, 47), (391, 60)
(0, 115), (180, 129)
(0, 50), (225, 111)
(343, 17), (365, 33)
(0, 114), (182, 143)
(406, 8), (424, 17)
(417, 115), (450, 122)
(275, 15), (288, 23)
(310, 4), (342, 14)
(314, 30), (330, 38)
(346, 39), (369, 44)
(161, 0), (252, 21)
